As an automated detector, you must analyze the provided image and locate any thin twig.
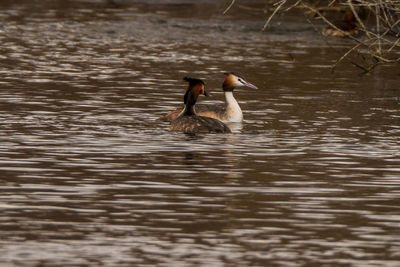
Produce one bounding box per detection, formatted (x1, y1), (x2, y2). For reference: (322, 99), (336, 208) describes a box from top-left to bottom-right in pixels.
(389, 37), (400, 52)
(262, 0), (286, 31)
(351, 59), (380, 74)
(284, 0), (303, 12)
(332, 43), (362, 70)
(348, 0), (372, 39)
(328, 0), (338, 7)
(223, 0), (236, 15)
(376, 0), (382, 55)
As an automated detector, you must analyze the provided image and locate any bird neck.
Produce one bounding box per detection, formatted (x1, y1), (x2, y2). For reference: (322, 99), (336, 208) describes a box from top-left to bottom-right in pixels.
(224, 91), (240, 109)
(182, 104), (196, 116)
(224, 91), (243, 122)
(182, 89), (198, 116)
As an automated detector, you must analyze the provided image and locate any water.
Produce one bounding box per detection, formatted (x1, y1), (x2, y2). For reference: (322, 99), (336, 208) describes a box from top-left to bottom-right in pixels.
(0, 0), (400, 266)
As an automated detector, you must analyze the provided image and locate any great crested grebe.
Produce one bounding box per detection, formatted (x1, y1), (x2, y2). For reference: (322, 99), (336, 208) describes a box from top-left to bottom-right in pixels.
(322, 10), (359, 37)
(170, 77), (231, 134)
(159, 72), (257, 123)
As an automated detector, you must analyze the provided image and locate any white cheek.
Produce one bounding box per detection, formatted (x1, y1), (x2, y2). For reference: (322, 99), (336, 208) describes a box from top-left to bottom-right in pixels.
(233, 78), (241, 86)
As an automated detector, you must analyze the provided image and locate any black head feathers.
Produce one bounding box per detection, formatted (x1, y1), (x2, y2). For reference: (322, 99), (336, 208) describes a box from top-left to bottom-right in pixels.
(183, 77), (205, 86)
(223, 72), (246, 80)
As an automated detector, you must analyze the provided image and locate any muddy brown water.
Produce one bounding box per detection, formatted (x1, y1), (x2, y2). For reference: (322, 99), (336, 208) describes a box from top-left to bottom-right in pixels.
(0, 0), (400, 266)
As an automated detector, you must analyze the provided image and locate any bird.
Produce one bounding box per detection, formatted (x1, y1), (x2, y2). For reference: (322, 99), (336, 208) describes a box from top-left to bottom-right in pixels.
(158, 72), (257, 123)
(170, 77), (231, 134)
(322, 10), (359, 37)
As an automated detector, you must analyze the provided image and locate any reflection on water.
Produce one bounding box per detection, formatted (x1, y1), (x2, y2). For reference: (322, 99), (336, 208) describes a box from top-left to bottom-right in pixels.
(1, 0), (400, 266)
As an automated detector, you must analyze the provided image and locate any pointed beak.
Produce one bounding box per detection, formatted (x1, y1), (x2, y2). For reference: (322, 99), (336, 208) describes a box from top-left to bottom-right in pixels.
(204, 90), (209, 96)
(242, 80), (258, 89)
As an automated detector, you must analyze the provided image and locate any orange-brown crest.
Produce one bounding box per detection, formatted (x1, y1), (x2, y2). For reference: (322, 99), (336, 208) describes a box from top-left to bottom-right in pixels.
(183, 77), (207, 98)
(192, 83), (206, 98)
(223, 74), (232, 88)
(223, 73), (240, 90)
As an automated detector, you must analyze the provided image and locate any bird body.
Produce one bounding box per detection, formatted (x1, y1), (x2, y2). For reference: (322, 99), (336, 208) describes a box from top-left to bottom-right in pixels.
(170, 77), (231, 134)
(159, 72), (257, 123)
(322, 10), (359, 37)
(171, 115), (231, 133)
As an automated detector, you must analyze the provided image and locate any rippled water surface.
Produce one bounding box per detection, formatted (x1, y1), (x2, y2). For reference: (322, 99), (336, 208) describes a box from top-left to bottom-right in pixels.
(1, 0), (400, 266)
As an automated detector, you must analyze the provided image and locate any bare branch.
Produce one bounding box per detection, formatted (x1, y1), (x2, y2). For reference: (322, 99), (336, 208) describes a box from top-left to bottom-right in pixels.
(223, 0), (236, 15)
(348, 0), (371, 39)
(332, 43), (362, 71)
(376, 0), (382, 55)
(262, 0), (286, 31)
(223, 0), (400, 69)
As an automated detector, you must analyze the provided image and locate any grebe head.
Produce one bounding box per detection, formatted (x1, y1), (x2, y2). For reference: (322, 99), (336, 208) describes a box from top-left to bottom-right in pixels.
(223, 72), (258, 91)
(183, 77), (207, 106)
